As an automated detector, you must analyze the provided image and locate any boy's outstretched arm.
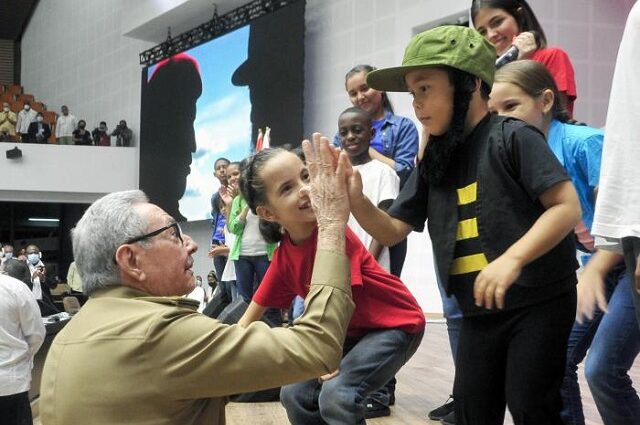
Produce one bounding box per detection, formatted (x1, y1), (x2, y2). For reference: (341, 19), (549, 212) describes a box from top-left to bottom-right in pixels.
(474, 180), (581, 310)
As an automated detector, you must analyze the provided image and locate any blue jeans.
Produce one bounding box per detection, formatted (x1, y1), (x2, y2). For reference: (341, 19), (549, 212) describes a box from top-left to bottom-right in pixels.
(622, 237), (640, 328)
(436, 270), (463, 367)
(280, 328), (424, 425)
(234, 255), (270, 303)
(561, 265), (640, 425)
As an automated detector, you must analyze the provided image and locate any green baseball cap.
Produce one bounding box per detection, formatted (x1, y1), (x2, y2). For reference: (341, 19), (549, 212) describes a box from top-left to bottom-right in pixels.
(367, 26), (496, 92)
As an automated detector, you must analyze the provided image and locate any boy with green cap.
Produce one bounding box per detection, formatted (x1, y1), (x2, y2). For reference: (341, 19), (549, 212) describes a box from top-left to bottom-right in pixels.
(347, 25), (581, 424)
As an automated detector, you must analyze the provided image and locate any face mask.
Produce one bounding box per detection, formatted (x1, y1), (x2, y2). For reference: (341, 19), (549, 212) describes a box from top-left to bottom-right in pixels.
(3, 107), (8, 112)
(99, 126), (106, 131)
(79, 124), (86, 129)
(28, 253), (40, 265)
(3, 252), (12, 260)
(24, 105), (30, 110)
(37, 116), (43, 122)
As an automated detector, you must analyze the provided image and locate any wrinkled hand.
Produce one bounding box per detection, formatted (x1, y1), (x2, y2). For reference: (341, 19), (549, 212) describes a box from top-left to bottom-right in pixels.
(318, 369), (340, 383)
(576, 267), (608, 324)
(473, 254), (522, 309)
(301, 133), (351, 229)
(513, 31), (538, 59)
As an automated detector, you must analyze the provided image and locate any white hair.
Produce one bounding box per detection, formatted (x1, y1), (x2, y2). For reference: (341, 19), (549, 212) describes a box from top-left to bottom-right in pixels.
(72, 190), (150, 295)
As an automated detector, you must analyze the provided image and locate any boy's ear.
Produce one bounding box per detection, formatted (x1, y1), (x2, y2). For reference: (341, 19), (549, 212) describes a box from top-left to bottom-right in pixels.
(256, 205), (277, 222)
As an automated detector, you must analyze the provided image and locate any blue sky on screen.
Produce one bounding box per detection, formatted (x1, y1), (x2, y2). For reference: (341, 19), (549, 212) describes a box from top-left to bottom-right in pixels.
(149, 25), (252, 221)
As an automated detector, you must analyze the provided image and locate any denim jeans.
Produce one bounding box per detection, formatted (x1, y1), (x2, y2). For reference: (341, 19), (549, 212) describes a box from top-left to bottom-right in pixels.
(212, 255), (227, 284)
(622, 237), (640, 328)
(561, 264), (640, 425)
(234, 255), (270, 303)
(280, 328), (424, 425)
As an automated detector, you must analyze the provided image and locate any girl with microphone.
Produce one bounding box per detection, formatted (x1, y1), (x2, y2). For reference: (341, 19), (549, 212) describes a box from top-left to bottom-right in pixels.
(471, 0), (578, 117)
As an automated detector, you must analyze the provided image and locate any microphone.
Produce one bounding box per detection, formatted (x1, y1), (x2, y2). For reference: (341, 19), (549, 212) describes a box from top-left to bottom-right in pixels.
(495, 30), (540, 69)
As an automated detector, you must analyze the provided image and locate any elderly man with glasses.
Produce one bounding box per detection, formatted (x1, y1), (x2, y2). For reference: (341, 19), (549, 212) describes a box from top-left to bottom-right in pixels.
(39, 136), (355, 425)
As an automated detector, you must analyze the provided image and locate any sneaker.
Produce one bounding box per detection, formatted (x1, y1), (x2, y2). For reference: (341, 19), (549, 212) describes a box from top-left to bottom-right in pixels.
(364, 400), (391, 419)
(427, 396), (454, 420)
(440, 410), (456, 425)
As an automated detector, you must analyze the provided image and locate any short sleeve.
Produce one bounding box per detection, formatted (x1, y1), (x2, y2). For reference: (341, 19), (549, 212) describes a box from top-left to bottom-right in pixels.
(377, 164), (400, 203)
(387, 165), (429, 231)
(507, 124), (570, 200)
(578, 133), (604, 190)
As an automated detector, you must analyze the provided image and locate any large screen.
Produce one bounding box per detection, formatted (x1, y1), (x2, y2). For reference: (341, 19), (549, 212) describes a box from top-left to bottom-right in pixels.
(139, 1), (305, 222)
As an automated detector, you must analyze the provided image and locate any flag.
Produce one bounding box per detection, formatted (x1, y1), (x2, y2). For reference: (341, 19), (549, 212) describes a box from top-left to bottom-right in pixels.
(263, 126), (271, 150)
(255, 128), (264, 152)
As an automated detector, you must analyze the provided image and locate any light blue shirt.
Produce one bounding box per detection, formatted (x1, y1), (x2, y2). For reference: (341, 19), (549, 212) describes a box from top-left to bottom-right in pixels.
(547, 119), (603, 232)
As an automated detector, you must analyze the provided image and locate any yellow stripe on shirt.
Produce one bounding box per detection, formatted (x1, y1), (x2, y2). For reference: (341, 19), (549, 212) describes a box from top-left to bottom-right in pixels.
(457, 182), (477, 205)
(450, 253), (488, 275)
(456, 218), (479, 241)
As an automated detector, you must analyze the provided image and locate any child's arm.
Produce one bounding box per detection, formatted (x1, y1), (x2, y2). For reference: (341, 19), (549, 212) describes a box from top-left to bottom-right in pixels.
(367, 199), (394, 260)
(228, 197), (248, 235)
(238, 301), (268, 327)
(473, 180), (581, 310)
(576, 249), (622, 323)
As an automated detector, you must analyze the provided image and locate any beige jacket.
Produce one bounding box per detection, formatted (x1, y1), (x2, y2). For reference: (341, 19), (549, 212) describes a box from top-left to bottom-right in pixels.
(40, 250), (353, 425)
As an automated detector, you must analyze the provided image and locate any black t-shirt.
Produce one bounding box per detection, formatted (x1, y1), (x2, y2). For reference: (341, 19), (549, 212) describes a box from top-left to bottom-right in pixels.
(389, 114), (575, 314)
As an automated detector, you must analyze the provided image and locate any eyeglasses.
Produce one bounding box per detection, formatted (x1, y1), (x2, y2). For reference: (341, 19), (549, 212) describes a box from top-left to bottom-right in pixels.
(125, 222), (183, 246)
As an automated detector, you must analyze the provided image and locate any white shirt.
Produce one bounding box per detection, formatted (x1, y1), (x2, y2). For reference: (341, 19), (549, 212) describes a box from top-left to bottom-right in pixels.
(16, 109), (37, 134)
(0, 274), (45, 396)
(592, 2), (640, 250)
(239, 210), (267, 256)
(222, 226), (237, 282)
(347, 159), (399, 271)
(55, 113), (78, 138)
(185, 285), (206, 313)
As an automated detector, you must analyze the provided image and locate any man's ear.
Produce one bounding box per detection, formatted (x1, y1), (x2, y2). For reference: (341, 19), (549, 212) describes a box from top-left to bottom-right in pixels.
(115, 244), (145, 283)
(256, 205), (277, 223)
(541, 88), (555, 115)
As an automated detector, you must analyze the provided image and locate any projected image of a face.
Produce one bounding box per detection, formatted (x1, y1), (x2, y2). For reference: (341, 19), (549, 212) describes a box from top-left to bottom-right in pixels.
(139, 2), (305, 222)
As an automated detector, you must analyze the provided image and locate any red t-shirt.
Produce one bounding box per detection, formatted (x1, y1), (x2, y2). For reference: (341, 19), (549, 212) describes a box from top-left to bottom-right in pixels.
(532, 47), (577, 116)
(253, 226), (426, 337)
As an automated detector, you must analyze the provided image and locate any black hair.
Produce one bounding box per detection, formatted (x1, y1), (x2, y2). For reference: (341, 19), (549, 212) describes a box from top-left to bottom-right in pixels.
(3, 258), (32, 289)
(214, 157), (231, 168)
(470, 0), (548, 48)
(345, 64), (395, 115)
(100, 121), (107, 125)
(421, 67), (479, 186)
(240, 148), (288, 243)
(339, 106), (373, 123)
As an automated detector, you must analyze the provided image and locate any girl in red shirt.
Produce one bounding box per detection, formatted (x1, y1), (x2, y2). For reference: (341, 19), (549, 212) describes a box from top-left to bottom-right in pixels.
(237, 146), (425, 424)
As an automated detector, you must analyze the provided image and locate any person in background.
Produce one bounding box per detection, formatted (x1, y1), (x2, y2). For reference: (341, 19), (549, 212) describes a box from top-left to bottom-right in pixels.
(26, 244), (59, 316)
(112, 119), (133, 147)
(0, 102), (17, 138)
(0, 272), (45, 425)
(66, 261), (83, 294)
(16, 102), (37, 142)
(40, 134), (356, 424)
(1, 258), (32, 288)
(72, 120), (92, 146)
(210, 157), (231, 282)
(27, 112), (52, 144)
(1, 243), (14, 266)
(471, 0), (578, 117)
(55, 105), (77, 145)
(92, 121), (111, 146)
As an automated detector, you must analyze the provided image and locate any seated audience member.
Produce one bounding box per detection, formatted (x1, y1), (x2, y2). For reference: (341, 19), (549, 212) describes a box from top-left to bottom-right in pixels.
(16, 248), (27, 263)
(0, 272), (45, 425)
(0, 102), (17, 137)
(92, 121), (111, 146)
(40, 137), (356, 424)
(0, 129), (14, 143)
(66, 261), (83, 293)
(26, 244), (59, 316)
(72, 120), (92, 145)
(27, 112), (52, 144)
(1, 243), (14, 265)
(55, 105), (77, 145)
(112, 119), (133, 147)
(16, 103), (37, 142)
(1, 258), (32, 289)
